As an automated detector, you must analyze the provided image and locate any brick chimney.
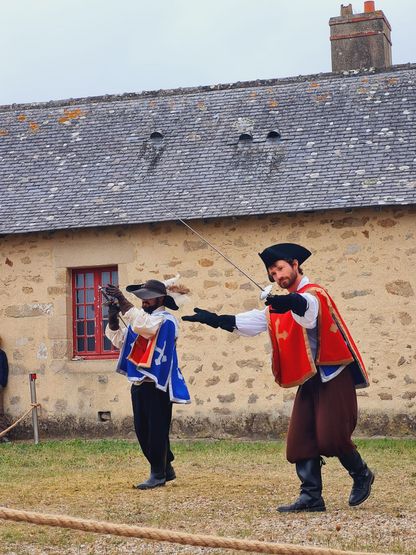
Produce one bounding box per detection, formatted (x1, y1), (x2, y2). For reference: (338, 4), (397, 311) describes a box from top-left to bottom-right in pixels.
(329, 2), (392, 72)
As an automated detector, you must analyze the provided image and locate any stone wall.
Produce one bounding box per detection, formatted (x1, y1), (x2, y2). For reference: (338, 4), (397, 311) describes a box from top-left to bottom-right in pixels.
(1, 206), (415, 438)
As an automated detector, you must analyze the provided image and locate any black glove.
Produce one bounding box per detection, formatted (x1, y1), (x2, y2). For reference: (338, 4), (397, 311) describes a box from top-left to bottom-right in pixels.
(265, 293), (308, 316)
(182, 308), (236, 332)
(108, 302), (121, 331)
(105, 284), (124, 301)
(105, 284), (133, 314)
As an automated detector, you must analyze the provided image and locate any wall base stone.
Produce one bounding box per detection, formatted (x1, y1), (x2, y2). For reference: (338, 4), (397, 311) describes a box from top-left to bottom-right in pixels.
(6, 410), (416, 440)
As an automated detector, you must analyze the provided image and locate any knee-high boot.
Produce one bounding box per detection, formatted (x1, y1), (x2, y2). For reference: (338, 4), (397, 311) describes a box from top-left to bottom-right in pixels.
(277, 457), (326, 513)
(338, 450), (374, 506)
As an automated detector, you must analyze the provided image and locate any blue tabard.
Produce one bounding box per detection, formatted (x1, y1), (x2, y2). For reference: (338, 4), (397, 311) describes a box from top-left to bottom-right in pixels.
(116, 313), (191, 404)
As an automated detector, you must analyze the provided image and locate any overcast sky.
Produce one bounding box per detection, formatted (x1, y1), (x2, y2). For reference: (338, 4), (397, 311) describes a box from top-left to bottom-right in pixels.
(1, 0), (414, 106)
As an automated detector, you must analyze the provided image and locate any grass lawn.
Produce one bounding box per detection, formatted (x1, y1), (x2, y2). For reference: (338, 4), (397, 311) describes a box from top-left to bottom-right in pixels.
(0, 438), (415, 554)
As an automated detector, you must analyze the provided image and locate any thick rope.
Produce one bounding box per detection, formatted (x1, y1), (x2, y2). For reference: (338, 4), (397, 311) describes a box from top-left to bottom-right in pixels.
(0, 507), (391, 555)
(0, 403), (40, 438)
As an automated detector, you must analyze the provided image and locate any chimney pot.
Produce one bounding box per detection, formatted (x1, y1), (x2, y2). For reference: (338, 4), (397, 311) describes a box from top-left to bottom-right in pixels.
(341, 4), (353, 17)
(364, 1), (375, 12)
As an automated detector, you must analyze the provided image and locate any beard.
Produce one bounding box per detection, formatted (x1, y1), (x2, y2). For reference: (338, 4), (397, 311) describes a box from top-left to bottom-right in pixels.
(279, 269), (298, 289)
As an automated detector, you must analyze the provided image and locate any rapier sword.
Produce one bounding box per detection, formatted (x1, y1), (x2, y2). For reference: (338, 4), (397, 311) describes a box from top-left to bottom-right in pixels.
(168, 213), (272, 300)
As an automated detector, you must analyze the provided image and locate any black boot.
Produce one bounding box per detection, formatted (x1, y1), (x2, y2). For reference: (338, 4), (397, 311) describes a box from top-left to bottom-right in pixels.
(277, 457), (326, 513)
(134, 468), (166, 490)
(166, 463), (176, 482)
(338, 450), (374, 507)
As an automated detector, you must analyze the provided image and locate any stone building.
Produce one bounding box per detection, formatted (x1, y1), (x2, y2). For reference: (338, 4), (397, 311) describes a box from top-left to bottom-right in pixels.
(0, 2), (415, 438)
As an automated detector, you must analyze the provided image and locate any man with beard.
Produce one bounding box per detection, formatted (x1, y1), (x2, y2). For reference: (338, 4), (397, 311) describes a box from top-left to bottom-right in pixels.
(105, 279), (190, 490)
(182, 243), (374, 512)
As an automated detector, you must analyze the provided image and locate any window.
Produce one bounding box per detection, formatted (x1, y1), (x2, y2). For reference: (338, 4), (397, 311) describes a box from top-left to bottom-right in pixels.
(72, 267), (119, 359)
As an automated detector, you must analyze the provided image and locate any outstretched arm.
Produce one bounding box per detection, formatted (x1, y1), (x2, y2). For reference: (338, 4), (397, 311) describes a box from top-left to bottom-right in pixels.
(183, 307), (271, 336)
(182, 308), (236, 332)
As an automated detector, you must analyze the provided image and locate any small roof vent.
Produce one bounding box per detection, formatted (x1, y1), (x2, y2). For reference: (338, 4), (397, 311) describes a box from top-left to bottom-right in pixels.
(267, 130), (281, 142)
(238, 132), (253, 143)
(150, 131), (164, 142)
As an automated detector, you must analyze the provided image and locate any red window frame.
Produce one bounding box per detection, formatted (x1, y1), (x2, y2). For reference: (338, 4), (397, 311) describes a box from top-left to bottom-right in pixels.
(72, 266), (119, 359)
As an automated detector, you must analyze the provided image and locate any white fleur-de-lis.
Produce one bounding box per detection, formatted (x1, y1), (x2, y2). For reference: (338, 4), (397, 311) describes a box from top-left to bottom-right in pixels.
(154, 341), (167, 365)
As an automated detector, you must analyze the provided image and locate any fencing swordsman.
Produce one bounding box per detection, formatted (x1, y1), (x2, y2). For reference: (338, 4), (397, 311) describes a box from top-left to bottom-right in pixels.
(105, 278), (190, 490)
(182, 243), (374, 512)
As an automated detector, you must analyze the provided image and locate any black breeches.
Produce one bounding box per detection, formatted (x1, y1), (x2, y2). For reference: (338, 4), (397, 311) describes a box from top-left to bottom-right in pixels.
(131, 382), (174, 474)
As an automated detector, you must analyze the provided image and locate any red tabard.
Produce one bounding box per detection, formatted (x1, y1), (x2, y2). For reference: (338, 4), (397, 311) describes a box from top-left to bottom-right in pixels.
(266, 283), (368, 388)
(127, 332), (158, 369)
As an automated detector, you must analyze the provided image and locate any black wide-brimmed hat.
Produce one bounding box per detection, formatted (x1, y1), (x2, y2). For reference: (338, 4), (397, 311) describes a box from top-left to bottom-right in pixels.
(259, 243), (312, 282)
(126, 279), (179, 310)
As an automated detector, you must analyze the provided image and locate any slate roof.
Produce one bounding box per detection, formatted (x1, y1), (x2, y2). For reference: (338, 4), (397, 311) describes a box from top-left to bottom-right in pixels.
(0, 63), (415, 235)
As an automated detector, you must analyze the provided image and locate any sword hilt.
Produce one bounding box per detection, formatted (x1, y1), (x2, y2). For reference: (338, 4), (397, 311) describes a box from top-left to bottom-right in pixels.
(98, 286), (127, 327)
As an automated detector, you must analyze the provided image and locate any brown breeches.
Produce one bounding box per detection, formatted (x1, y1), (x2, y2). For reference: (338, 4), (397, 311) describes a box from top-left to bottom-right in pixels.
(286, 368), (358, 463)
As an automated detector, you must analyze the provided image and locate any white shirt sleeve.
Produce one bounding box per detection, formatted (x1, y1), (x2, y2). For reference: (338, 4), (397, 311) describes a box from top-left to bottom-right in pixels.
(104, 306), (165, 348)
(234, 290), (318, 336)
(105, 326), (126, 350)
(291, 292), (319, 329)
(235, 308), (268, 337)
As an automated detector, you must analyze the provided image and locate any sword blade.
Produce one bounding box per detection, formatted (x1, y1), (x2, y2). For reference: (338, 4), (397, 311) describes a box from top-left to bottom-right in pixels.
(169, 214), (265, 292)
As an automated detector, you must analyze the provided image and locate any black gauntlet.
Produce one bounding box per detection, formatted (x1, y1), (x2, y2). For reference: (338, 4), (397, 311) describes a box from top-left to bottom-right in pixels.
(182, 308), (236, 332)
(108, 302), (121, 331)
(105, 284), (134, 314)
(265, 293), (308, 316)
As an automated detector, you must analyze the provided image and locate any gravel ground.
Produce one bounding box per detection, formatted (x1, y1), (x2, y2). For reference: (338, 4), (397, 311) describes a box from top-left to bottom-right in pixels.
(1, 439), (415, 555)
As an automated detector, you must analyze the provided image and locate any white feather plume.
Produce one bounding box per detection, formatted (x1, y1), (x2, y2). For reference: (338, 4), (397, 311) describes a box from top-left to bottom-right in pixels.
(163, 274), (180, 288)
(163, 274), (191, 307)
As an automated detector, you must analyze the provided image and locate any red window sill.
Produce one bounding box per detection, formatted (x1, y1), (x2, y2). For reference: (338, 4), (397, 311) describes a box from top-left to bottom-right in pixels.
(72, 353), (119, 361)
